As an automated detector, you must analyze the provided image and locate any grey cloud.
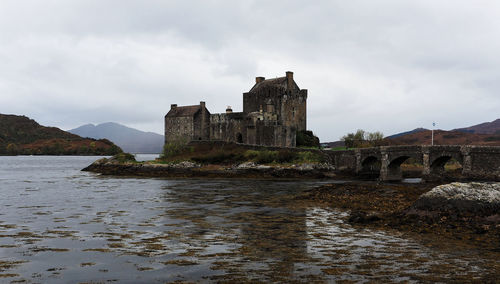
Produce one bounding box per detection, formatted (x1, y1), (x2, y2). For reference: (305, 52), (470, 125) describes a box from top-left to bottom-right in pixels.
(0, 0), (499, 141)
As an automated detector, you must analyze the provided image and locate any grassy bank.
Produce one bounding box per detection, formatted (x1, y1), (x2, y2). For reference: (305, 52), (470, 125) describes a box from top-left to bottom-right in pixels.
(158, 141), (327, 166)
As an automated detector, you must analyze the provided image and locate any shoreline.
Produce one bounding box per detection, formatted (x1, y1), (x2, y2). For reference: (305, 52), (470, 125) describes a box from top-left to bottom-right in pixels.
(300, 182), (500, 253)
(82, 159), (338, 179)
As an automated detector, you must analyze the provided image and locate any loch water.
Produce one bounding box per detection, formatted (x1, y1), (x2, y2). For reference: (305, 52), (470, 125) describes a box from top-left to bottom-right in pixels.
(0, 156), (497, 283)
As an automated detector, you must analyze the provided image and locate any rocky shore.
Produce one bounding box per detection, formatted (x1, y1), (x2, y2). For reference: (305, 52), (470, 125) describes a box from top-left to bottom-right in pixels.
(301, 182), (500, 252)
(82, 157), (337, 179)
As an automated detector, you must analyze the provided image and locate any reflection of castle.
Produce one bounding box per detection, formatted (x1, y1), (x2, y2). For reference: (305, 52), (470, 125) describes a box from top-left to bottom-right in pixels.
(161, 180), (308, 279)
(164, 71), (307, 147)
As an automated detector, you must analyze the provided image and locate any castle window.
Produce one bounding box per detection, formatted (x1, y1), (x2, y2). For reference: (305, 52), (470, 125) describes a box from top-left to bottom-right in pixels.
(292, 107), (296, 118)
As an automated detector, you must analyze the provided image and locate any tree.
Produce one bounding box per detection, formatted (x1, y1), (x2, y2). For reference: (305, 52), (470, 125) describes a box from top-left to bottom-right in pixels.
(341, 129), (384, 148)
(341, 129), (366, 148)
(366, 131), (384, 146)
(341, 132), (356, 148)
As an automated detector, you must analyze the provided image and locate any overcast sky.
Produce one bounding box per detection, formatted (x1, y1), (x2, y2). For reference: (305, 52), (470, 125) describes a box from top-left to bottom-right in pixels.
(0, 0), (499, 141)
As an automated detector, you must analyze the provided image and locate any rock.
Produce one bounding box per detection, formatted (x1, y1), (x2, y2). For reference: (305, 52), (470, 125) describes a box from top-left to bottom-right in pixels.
(296, 163), (314, 171)
(255, 164), (271, 169)
(314, 163), (336, 171)
(348, 211), (381, 224)
(172, 161), (200, 168)
(236, 162), (257, 169)
(412, 182), (500, 216)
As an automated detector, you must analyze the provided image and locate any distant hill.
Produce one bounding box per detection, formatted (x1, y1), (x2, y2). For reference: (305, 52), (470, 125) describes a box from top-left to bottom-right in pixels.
(0, 114), (122, 155)
(385, 130), (500, 146)
(385, 119), (500, 146)
(323, 119), (500, 148)
(69, 122), (164, 153)
(386, 128), (428, 139)
(320, 141), (345, 148)
(453, 119), (500, 134)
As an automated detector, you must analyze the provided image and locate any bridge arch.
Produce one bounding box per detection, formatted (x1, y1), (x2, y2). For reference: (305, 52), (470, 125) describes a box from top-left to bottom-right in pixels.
(383, 155), (411, 181)
(429, 155), (463, 176)
(430, 156), (452, 173)
(360, 156), (381, 178)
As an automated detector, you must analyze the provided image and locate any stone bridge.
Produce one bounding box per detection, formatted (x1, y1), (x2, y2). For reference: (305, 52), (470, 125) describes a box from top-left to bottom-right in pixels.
(327, 145), (500, 181)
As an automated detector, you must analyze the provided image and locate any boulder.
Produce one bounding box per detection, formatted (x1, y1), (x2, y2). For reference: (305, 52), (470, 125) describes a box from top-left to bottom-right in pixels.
(412, 182), (500, 216)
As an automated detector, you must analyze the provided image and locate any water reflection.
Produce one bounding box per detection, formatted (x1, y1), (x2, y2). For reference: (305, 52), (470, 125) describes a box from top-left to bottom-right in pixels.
(159, 180), (312, 281)
(0, 157), (497, 282)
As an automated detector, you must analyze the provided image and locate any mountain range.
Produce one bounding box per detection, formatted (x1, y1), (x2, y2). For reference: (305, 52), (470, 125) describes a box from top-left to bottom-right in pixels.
(385, 118), (500, 146)
(0, 114), (122, 155)
(69, 122), (164, 154)
(385, 129), (500, 146)
(324, 118), (500, 147)
(453, 118), (500, 134)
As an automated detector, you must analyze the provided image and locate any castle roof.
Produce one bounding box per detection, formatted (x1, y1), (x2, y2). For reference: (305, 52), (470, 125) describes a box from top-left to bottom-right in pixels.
(166, 105), (201, 117)
(249, 76), (299, 93)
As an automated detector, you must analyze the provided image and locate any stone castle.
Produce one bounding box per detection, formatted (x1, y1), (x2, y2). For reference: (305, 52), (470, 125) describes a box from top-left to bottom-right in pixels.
(164, 71), (307, 147)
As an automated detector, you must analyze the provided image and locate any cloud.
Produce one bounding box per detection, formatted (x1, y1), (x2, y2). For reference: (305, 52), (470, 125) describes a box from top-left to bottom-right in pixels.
(0, 0), (499, 141)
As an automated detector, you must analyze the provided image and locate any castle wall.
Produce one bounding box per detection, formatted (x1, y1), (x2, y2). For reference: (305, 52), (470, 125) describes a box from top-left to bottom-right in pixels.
(243, 87), (284, 115)
(165, 116), (195, 144)
(243, 87), (307, 133)
(281, 90), (307, 132)
(195, 108), (211, 140)
(248, 119), (296, 147)
(210, 112), (246, 143)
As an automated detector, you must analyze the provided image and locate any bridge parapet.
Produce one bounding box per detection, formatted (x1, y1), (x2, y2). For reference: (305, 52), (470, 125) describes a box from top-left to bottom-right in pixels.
(466, 146), (500, 179)
(326, 150), (356, 173)
(327, 145), (500, 181)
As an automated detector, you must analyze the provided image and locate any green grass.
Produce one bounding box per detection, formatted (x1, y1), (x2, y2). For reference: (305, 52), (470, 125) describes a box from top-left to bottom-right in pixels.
(110, 152), (136, 163)
(157, 142), (327, 165)
(329, 146), (351, 151)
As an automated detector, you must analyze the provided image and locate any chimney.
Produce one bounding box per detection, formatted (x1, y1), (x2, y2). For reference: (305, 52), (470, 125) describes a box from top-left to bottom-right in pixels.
(256, 77), (265, 84)
(200, 101), (205, 108)
(226, 106), (233, 114)
(286, 71), (293, 90)
(171, 104), (177, 109)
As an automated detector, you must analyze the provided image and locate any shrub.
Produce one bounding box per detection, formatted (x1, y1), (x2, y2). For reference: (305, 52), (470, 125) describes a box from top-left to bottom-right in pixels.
(255, 150), (278, 164)
(191, 151), (245, 164)
(296, 130), (320, 148)
(243, 150), (260, 160)
(276, 150), (296, 163)
(341, 129), (385, 148)
(161, 137), (191, 159)
(296, 151), (324, 163)
(105, 144), (123, 155)
(6, 143), (18, 155)
(111, 152), (136, 163)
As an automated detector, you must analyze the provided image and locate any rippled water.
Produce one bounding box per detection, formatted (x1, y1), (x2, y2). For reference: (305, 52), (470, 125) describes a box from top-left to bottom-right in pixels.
(0, 156), (496, 283)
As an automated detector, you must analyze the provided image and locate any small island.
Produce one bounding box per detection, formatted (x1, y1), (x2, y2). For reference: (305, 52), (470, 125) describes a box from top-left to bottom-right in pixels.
(83, 141), (333, 179)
